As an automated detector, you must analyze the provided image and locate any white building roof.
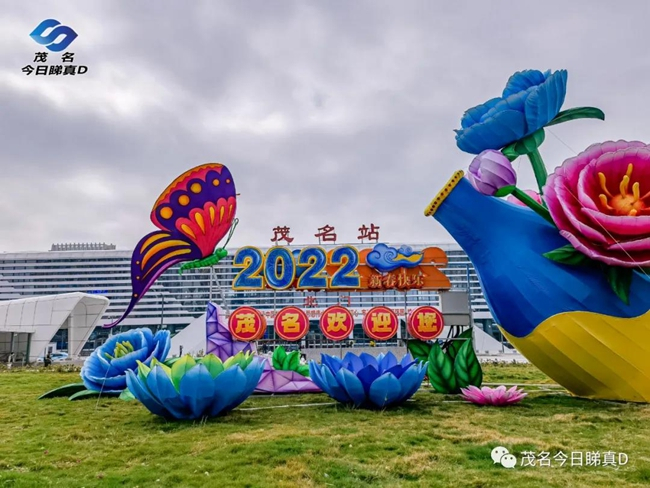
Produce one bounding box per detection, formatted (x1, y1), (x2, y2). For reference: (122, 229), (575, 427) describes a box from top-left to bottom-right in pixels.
(0, 292), (109, 362)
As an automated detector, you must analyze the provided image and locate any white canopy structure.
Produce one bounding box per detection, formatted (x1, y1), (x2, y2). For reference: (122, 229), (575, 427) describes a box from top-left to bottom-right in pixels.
(0, 292), (109, 362)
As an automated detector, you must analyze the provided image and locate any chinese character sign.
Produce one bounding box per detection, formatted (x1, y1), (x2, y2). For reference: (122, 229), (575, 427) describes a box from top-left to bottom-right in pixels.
(407, 306), (444, 340)
(23, 51), (88, 76)
(315, 225), (337, 243)
(231, 244), (451, 292)
(271, 226), (294, 244)
(220, 305), (445, 342)
(304, 295), (319, 308)
(319, 305), (354, 341)
(362, 306), (398, 341)
(229, 306), (266, 341)
(274, 307), (309, 341)
(358, 223), (380, 242)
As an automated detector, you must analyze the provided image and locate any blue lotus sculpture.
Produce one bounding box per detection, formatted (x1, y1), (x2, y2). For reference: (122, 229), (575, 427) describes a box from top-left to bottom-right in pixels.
(126, 352), (264, 420)
(309, 352), (427, 409)
(81, 328), (170, 393)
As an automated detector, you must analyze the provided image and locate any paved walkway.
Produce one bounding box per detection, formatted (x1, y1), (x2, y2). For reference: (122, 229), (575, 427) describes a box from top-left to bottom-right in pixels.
(478, 353), (529, 363)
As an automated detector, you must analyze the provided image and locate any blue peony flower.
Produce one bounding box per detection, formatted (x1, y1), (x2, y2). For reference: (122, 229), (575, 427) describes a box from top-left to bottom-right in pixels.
(126, 353), (264, 420)
(455, 69), (567, 154)
(81, 328), (170, 393)
(309, 352), (427, 409)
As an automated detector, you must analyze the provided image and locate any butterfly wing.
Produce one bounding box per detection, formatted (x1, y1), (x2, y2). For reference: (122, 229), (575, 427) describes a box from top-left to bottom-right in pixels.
(150, 163), (237, 257)
(104, 163), (237, 328)
(103, 231), (201, 328)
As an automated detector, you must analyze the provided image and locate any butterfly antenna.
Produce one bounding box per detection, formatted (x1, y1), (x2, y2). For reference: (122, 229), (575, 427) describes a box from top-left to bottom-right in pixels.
(222, 218), (239, 248)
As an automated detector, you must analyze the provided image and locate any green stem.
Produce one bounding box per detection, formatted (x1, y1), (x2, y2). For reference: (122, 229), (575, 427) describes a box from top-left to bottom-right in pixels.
(527, 148), (548, 196)
(511, 188), (556, 226)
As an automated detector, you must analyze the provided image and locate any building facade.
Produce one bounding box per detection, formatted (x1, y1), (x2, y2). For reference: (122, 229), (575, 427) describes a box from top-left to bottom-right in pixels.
(0, 242), (498, 352)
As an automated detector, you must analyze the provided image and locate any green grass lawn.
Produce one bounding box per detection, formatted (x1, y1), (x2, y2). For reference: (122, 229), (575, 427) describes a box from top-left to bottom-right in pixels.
(1, 363), (649, 488)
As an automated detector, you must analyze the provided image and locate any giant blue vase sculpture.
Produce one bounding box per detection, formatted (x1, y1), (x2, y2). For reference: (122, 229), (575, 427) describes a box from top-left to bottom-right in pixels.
(426, 171), (650, 403)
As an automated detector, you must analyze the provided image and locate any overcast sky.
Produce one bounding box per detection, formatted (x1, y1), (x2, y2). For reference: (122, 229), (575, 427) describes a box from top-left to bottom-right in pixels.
(1, 1), (649, 252)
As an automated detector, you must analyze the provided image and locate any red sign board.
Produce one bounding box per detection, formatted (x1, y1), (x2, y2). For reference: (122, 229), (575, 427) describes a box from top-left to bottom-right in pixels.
(362, 306), (399, 341)
(229, 306), (267, 341)
(319, 305), (354, 341)
(274, 306), (309, 341)
(407, 306), (444, 340)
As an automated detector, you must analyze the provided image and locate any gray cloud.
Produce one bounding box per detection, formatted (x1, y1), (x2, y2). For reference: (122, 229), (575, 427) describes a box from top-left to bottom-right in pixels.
(2, 0), (650, 252)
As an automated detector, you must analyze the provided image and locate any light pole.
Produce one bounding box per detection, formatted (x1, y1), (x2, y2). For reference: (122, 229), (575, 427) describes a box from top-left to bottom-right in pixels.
(159, 294), (165, 332)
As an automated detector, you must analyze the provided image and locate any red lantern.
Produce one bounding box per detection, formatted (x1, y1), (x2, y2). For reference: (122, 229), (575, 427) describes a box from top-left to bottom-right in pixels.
(274, 306), (310, 341)
(407, 306), (444, 340)
(319, 305), (354, 341)
(229, 306), (266, 342)
(362, 306), (398, 341)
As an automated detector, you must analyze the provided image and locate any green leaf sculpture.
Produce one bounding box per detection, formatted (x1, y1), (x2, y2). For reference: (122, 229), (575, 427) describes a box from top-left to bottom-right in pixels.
(171, 355), (196, 391)
(453, 340), (483, 389)
(38, 383), (87, 399)
(283, 350), (301, 371)
(427, 342), (458, 394)
(544, 244), (633, 304)
(272, 346), (288, 370)
(422, 330), (484, 394)
(445, 328), (473, 362)
(69, 390), (120, 401)
(546, 106), (605, 126)
(200, 354), (225, 378)
(296, 364), (310, 377)
(502, 129), (545, 159)
(544, 245), (592, 266)
(406, 340), (431, 364)
(605, 266), (633, 306)
(119, 389), (136, 401)
(271, 346), (310, 377)
(164, 356), (181, 367)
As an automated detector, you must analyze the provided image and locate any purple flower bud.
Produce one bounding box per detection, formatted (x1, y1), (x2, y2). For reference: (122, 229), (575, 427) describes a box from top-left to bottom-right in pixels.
(467, 150), (517, 196)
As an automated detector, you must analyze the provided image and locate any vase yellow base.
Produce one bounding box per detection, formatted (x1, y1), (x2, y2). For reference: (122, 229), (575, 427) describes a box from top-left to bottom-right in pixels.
(501, 310), (650, 403)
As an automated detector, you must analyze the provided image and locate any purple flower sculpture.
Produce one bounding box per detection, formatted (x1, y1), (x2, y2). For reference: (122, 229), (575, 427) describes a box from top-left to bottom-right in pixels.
(205, 302), (321, 394)
(309, 352), (427, 409)
(467, 150), (517, 196)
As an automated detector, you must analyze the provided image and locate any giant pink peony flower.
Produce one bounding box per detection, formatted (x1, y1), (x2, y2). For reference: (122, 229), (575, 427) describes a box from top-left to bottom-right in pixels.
(544, 140), (650, 267)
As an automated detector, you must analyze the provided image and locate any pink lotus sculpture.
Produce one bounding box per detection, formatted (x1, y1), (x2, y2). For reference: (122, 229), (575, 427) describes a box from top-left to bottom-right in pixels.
(460, 385), (527, 406)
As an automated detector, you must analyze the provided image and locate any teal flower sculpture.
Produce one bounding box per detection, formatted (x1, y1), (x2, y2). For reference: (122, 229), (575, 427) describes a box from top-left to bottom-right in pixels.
(455, 69), (567, 154)
(454, 68), (604, 198)
(309, 352), (427, 409)
(81, 328), (171, 393)
(40, 327), (170, 401)
(126, 352), (264, 420)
